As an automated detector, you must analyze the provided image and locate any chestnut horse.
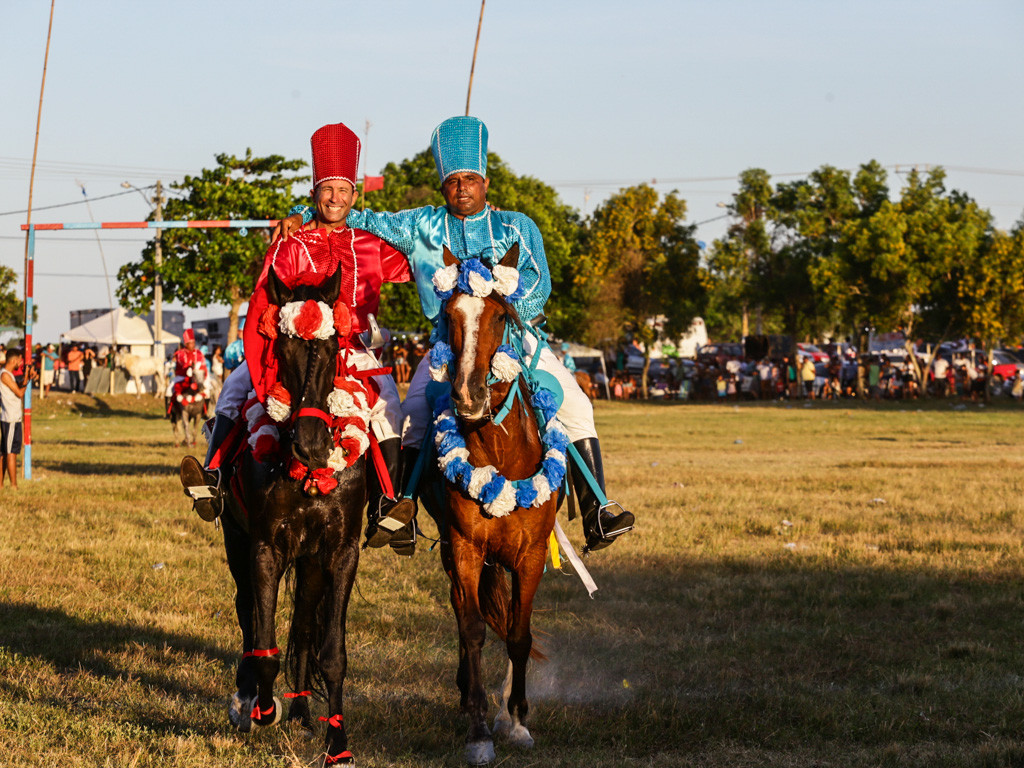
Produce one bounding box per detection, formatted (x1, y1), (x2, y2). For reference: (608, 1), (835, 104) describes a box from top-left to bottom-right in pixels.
(220, 266), (365, 767)
(430, 245), (561, 765)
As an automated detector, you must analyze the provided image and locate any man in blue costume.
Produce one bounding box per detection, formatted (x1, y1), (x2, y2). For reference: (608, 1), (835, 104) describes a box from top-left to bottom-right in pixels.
(277, 116), (634, 553)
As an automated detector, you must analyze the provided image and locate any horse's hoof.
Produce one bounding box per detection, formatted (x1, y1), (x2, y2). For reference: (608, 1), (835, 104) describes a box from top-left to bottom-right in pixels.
(507, 724), (534, 750)
(229, 692), (253, 733)
(252, 696), (282, 728)
(492, 713), (512, 738)
(464, 740), (495, 765)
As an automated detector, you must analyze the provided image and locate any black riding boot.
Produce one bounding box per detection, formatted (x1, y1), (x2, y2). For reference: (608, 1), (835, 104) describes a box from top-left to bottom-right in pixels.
(180, 414), (234, 522)
(386, 446), (421, 557)
(364, 438), (417, 550)
(571, 438), (635, 553)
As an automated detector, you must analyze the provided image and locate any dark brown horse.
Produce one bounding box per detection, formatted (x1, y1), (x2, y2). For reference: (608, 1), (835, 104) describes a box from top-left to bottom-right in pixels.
(220, 266), (365, 766)
(433, 245), (560, 764)
(168, 363), (207, 447)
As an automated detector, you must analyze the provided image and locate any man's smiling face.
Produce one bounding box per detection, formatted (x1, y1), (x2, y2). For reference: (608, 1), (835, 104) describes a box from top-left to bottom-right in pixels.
(313, 180), (358, 230)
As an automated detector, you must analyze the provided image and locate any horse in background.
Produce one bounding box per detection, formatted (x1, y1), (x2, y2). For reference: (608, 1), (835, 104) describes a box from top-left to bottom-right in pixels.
(168, 363), (207, 447)
(574, 370), (595, 401)
(115, 350), (166, 398)
(216, 266), (366, 766)
(427, 245), (561, 765)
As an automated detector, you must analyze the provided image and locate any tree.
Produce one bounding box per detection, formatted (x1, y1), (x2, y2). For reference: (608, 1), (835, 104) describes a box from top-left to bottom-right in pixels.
(745, 166), (854, 363)
(117, 150), (308, 344)
(815, 167), (990, 386)
(956, 227), (1024, 387)
(707, 168), (777, 340)
(582, 184), (704, 397)
(0, 266), (30, 328)
(360, 149), (587, 338)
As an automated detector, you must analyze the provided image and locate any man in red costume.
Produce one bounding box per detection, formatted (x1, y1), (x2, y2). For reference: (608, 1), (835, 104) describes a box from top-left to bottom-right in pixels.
(180, 122), (416, 553)
(166, 329), (210, 409)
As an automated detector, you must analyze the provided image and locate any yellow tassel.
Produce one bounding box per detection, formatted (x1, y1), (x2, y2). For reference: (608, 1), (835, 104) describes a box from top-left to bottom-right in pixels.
(548, 531), (561, 569)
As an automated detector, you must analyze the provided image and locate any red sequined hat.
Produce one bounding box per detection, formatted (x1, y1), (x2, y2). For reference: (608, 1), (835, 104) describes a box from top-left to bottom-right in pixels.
(310, 123), (360, 190)
(182, 328), (195, 344)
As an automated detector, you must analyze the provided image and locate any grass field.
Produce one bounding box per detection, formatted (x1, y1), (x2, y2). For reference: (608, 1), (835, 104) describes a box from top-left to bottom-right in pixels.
(3, 393), (1024, 767)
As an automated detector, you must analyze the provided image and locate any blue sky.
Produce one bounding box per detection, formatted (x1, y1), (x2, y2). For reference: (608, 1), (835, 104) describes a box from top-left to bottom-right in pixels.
(2, 0), (1022, 343)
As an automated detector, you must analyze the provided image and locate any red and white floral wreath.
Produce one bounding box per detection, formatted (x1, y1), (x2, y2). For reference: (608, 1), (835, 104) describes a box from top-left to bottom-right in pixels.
(246, 299), (371, 471)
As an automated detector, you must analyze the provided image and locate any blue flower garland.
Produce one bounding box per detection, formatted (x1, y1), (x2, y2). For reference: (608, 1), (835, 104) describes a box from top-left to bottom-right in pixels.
(430, 258), (567, 517)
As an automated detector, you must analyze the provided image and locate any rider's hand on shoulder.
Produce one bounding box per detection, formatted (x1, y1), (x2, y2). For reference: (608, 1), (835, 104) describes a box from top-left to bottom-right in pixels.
(271, 214), (305, 243)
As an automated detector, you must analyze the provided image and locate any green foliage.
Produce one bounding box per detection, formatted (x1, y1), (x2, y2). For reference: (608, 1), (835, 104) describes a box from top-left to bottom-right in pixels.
(582, 184), (705, 391)
(957, 228), (1024, 349)
(709, 161), (997, 369)
(117, 149), (308, 342)
(0, 265), (29, 327)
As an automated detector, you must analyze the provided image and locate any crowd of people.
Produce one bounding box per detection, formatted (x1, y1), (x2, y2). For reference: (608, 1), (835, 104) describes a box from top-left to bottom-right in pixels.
(579, 347), (1024, 403)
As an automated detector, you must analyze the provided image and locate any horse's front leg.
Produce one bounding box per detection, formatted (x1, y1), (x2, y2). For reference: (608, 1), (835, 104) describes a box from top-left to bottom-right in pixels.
(494, 546), (546, 750)
(448, 536), (493, 765)
(318, 539), (360, 766)
(250, 539), (285, 728)
(285, 556), (324, 733)
(222, 511), (259, 731)
(171, 412), (183, 445)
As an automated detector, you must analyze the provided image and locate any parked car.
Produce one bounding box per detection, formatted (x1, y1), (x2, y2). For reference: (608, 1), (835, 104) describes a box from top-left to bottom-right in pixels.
(696, 342), (744, 365)
(797, 343), (829, 364)
(991, 349), (1024, 381)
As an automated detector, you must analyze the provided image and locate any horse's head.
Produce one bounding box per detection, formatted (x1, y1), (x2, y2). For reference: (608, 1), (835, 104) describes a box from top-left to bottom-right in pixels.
(266, 265), (343, 472)
(442, 244), (522, 423)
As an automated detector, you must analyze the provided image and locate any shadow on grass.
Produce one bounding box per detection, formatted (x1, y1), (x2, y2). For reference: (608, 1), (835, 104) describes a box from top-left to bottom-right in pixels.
(55, 394), (170, 420)
(34, 459), (180, 476)
(0, 600), (234, 736)
(494, 554), (1024, 763)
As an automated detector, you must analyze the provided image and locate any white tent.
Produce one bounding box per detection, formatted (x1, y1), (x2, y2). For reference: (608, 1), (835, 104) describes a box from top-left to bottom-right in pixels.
(62, 308), (178, 349)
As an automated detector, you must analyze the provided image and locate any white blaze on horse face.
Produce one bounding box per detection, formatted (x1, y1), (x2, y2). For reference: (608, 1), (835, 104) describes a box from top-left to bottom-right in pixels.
(450, 294), (487, 416)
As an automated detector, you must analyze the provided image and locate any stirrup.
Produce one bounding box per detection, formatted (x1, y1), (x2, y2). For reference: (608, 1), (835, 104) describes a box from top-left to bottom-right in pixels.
(180, 456), (223, 522)
(583, 500), (635, 555)
(388, 518), (418, 558)
(364, 497), (416, 549)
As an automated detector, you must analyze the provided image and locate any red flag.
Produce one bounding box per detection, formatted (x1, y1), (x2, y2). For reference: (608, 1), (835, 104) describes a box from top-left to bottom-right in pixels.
(363, 175), (384, 192)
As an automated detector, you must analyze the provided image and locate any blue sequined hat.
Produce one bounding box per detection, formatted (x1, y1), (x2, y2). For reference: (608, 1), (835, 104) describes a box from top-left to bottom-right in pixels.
(430, 116), (488, 184)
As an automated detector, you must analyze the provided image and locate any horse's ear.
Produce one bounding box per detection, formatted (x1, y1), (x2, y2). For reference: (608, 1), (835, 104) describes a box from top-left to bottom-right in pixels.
(266, 266), (292, 307)
(442, 245), (458, 268)
(322, 266), (343, 306)
(499, 242), (520, 269)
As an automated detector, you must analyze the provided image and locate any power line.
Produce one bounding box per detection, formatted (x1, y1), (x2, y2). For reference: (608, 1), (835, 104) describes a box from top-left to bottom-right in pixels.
(0, 187), (152, 217)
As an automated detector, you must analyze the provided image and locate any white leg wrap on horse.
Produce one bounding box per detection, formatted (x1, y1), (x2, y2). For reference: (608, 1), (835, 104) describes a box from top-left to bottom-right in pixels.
(493, 660), (513, 737)
(507, 724), (534, 749)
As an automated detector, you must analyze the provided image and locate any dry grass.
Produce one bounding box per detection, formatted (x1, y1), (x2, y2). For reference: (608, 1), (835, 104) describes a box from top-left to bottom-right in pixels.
(2, 393), (1024, 766)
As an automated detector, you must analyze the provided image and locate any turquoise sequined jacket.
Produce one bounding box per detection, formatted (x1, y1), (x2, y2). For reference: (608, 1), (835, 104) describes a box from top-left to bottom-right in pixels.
(295, 204), (551, 324)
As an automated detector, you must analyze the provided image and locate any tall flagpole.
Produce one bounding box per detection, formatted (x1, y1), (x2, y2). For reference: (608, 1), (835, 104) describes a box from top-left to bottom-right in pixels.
(22, 0), (57, 480)
(465, 0), (486, 115)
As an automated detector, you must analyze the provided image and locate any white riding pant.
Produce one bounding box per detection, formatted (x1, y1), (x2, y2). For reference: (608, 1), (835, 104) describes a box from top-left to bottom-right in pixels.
(401, 334), (597, 449)
(215, 352), (402, 442)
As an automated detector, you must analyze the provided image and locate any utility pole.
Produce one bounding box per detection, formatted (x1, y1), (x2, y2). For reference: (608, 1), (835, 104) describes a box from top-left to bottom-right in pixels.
(153, 180), (165, 363)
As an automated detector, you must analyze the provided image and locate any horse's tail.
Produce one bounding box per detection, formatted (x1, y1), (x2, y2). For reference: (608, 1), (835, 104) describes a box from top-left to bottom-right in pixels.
(479, 563), (546, 661)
